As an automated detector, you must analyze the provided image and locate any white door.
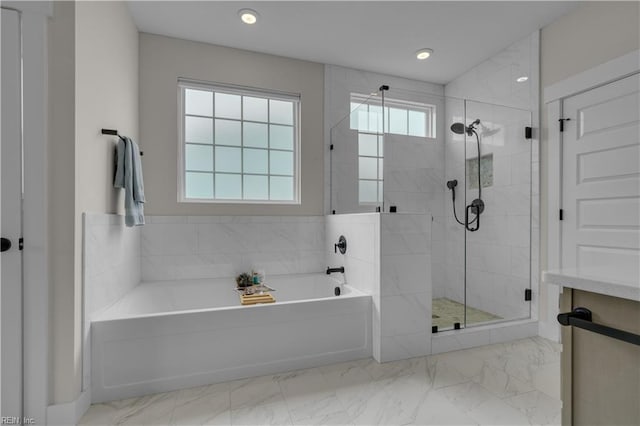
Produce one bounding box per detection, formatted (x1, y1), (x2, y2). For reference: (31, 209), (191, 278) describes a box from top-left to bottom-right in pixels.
(1, 7), (24, 419)
(561, 73), (640, 283)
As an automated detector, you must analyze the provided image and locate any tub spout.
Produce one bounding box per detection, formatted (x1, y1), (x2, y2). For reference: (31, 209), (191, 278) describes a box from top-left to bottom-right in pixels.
(326, 266), (345, 275)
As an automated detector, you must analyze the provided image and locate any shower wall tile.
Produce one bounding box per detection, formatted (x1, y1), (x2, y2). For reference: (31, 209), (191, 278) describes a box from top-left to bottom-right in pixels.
(84, 213), (141, 317)
(327, 213), (431, 362)
(381, 254), (431, 296)
(326, 214), (380, 297)
(141, 216), (326, 281)
(380, 331), (431, 361)
(444, 35), (535, 111)
(380, 292), (430, 337)
(326, 213), (381, 355)
(379, 213), (432, 361)
(443, 31), (540, 325)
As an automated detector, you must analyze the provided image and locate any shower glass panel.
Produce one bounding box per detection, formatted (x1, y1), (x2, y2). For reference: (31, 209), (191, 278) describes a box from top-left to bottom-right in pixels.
(329, 86), (534, 332)
(463, 99), (532, 326)
(330, 93), (384, 214)
(437, 96), (468, 331)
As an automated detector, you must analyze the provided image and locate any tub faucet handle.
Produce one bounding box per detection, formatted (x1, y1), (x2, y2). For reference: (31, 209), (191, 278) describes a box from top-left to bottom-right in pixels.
(334, 235), (347, 254)
(326, 266), (345, 275)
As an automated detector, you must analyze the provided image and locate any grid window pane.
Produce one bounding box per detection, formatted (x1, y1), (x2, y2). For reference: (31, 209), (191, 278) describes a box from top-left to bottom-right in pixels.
(215, 174), (241, 199)
(357, 106), (369, 132)
(185, 89), (213, 117)
(270, 150), (293, 176)
(243, 96), (268, 122)
(270, 176), (293, 200)
(181, 84), (298, 203)
(350, 94), (435, 138)
(408, 110), (426, 137)
(350, 102), (359, 129)
(378, 181), (384, 202)
(215, 119), (241, 146)
(359, 180), (378, 203)
(389, 107), (408, 134)
(369, 105), (383, 133)
(359, 157), (378, 180)
(215, 146), (241, 173)
(185, 172), (213, 199)
(215, 93), (241, 119)
(243, 175), (268, 200)
(243, 148), (268, 174)
(269, 100), (293, 125)
(244, 122), (268, 148)
(185, 144), (213, 172)
(358, 133), (378, 157)
(379, 158), (384, 179)
(185, 116), (213, 144)
(270, 125), (294, 150)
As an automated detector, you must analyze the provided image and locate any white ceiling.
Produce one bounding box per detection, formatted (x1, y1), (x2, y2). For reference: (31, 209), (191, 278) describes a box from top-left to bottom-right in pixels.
(128, 1), (577, 84)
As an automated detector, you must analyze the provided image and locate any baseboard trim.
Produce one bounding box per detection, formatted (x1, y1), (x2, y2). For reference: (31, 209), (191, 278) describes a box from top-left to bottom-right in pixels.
(46, 390), (91, 426)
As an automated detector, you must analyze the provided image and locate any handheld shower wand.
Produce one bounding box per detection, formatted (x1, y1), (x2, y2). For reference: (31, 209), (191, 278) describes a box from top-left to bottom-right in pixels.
(446, 179), (465, 226)
(449, 119), (485, 231)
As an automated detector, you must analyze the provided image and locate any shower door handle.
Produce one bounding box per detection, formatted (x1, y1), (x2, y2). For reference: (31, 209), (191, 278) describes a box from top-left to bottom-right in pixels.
(465, 204), (479, 232)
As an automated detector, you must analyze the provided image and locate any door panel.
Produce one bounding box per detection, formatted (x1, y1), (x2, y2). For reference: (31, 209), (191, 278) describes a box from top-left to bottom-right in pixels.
(562, 74), (640, 284)
(463, 100), (532, 327)
(1, 8), (24, 418)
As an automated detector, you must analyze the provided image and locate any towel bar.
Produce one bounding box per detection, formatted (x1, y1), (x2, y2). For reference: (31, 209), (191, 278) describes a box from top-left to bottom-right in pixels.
(557, 307), (640, 347)
(101, 128), (143, 156)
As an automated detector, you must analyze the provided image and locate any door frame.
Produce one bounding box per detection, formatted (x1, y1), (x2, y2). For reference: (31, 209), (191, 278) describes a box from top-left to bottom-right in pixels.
(1, 1), (51, 424)
(541, 49), (640, 341)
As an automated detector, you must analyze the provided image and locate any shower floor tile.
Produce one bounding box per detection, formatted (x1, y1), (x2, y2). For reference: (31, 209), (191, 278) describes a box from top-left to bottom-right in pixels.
(432, 297), (501, 329)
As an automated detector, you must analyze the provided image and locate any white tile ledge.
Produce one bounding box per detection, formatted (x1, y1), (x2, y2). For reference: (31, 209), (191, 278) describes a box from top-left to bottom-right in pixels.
(543, 269), (640, 302)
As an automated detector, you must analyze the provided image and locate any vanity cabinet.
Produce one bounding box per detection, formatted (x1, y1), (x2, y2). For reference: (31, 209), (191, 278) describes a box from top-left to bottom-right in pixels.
(559, 289), (640, 426)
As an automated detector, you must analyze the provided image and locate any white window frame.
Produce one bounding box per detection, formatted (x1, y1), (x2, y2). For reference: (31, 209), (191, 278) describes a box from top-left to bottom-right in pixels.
(177, 79), (301, 204)
(350, 93), (437, 138)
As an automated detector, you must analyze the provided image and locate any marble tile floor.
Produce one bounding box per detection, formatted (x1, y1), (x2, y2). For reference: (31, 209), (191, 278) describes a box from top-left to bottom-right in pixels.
(432, 298), (502, 330)
(80, 337), (561, 426)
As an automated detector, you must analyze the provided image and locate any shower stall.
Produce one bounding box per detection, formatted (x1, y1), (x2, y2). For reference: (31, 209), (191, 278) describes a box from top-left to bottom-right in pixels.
(329, 85), (534, 334)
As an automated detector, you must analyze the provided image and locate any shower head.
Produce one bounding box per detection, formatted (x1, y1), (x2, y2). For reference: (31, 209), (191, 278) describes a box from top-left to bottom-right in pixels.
(450, 119), (481, 136)
(446, 179), (458, 190)
(450, 122), (467, 135)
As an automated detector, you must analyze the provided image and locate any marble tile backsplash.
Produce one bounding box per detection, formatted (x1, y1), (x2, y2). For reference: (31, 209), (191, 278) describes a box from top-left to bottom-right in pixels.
(83, 212), (142, 390)
(84, 213), (141, 317)
(141, 216), (326, 281)
(327, 213), (433, 362)
(379, 213), (432, 361)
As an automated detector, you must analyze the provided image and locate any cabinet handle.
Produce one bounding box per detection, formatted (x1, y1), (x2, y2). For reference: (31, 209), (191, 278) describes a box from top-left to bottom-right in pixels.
(558, 307), (640, 347)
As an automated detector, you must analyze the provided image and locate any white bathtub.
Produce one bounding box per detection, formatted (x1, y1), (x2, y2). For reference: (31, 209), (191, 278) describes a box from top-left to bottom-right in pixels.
(90, 273), (372, 402)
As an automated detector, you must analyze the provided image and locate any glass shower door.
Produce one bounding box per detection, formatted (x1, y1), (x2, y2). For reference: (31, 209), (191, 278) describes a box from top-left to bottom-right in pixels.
(464, 100), (532, 326)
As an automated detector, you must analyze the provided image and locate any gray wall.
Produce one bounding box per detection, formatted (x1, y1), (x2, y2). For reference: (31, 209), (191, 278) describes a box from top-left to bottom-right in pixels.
(539, 1), (640, 326)
(139, 33), (325, 216)
(48, 0), (139, 405)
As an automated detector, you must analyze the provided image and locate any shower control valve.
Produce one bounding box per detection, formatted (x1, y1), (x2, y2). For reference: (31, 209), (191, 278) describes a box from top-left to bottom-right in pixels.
(334, 235), (347, 254)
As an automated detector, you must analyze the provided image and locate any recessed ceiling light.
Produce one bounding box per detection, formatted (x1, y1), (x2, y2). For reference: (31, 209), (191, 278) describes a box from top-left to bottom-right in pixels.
(238, 8), (259, 25)
(516, 76), (529, 83)
(416, 48), (433, 60)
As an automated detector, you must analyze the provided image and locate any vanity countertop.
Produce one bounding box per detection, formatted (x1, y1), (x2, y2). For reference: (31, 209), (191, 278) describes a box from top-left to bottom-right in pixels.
(543, 269), (640, 303)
